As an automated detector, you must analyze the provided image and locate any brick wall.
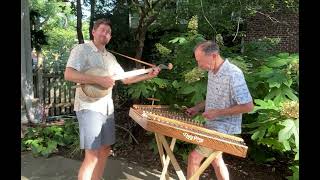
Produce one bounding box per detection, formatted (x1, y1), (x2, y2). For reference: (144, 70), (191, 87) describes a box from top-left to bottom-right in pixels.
(245, 11), (299, 53)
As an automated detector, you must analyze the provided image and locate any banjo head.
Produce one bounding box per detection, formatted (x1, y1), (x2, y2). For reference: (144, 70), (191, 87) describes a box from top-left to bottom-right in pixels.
(81, 68), (112, 99)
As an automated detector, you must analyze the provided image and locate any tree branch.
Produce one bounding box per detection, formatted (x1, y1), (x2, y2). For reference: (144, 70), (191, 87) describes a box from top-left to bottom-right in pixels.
(232, 17), (241, 42)
(144, 0), (169, 26)
(246, 6), (289, 26)
(200, 0), (217, 35)
(115, 124), (139, 144)
(144, 0), (151, 9)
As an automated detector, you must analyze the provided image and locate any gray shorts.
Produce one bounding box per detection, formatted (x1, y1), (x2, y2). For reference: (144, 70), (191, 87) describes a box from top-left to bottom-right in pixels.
(76, 109), (115, 150)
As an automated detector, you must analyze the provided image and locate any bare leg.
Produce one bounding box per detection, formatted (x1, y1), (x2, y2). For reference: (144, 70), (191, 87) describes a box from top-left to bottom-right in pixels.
(91, 145), (111, 180)
(187, 150), (205, 180)
(211, 154), (229, 180)
(78, 149), (99, 180)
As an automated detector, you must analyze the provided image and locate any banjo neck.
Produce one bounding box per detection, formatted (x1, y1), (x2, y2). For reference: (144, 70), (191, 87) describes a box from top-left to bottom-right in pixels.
(112, 63), (172, 80)
(112, 68), (153, 81)
(71, 63), (172, 90)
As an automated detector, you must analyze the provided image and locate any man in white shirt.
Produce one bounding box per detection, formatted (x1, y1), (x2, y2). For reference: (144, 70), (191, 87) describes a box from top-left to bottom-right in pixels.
(64, 18), (160, 180)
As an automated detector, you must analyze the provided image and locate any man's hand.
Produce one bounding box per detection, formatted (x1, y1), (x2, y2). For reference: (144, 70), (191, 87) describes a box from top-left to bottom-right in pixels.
(148, 67), (161, 78)
(185, 106), (200, 117)
(95, 76), (115, 89)
(202, 109), (220, 120)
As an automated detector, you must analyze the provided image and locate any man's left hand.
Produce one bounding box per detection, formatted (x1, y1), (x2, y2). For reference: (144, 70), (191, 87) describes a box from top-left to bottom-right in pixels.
(148, 67), (161, 78)
(202, 109), (220, 120)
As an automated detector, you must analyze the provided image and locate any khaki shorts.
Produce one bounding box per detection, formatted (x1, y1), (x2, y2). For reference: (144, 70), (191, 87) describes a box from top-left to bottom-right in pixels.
(195, 145), (222, 158)
(195, 134), (240, 157)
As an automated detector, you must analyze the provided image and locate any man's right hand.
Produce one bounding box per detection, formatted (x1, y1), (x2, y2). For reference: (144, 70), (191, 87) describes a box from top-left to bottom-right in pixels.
(95, 76), (115, 89)
(185, 106), (200, 117)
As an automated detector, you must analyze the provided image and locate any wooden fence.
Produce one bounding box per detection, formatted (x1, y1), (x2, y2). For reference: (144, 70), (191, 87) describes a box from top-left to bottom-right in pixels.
(33, 72), (76, 117)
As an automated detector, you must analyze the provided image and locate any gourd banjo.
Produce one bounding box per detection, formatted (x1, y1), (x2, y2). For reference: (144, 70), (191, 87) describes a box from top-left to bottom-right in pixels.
(71, 50), (173, 99)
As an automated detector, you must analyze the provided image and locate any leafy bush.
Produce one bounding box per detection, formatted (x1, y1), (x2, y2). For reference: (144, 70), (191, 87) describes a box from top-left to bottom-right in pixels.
(241, 42), (299, 179)
(21, 118), (80, 158)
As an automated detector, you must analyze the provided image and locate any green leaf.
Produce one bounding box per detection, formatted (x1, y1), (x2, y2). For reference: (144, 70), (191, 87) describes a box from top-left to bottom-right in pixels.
(282, 86), (298, 101)
(131, 89), (141, 99)
(293, 119), (299, 149)
(152, 78), (168, 88)
(282, 140), (291, 151)
(252, 99), (279, 112)
(265, 54), (294, 67)
(25, 139), (35, 145)
(256, 66), (273, 78)
(243, 119), (277, 129)
(47, 140), (58, 150)
(278, 119), (297, 142)
(179, 86), (195, 95)
(265, 88), (281, 100)
(259, 138), (286, 151)
(169, 37), (187, 44)
(193, 115), (206, 124)
(287, 165), (299, 180)
(294, 151), (299, 160)
(265, 85), (298, 104)
(172, 80), (181, 89)
(267, 73), (287, 88)
(191, 93), (204, 105)
(252, 127), (266, 140)
(273, 94), (285, 105)
(283, 79), (293, 87)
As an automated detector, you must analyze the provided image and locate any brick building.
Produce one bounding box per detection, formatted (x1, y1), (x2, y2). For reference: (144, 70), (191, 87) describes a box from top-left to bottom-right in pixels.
(245, 11), (299, 53)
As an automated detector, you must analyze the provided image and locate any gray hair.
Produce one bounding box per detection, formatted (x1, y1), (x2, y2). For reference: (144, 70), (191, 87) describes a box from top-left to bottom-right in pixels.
(193, 40), (220, 55)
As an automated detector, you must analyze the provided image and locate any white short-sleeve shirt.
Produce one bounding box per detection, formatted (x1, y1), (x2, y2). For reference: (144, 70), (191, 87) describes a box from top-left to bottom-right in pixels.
(66, 41), (125, 116)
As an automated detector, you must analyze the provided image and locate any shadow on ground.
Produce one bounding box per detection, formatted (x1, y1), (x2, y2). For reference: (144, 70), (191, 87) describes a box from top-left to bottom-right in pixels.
(21, 152), (178, 180)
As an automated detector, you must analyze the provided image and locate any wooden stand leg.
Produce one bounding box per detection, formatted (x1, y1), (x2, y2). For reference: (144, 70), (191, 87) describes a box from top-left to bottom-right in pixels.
(189, 151), (222, 180)
(155, 133), (170, 180)
(160, 137), (176, 180)
(158, 134), (186, 180)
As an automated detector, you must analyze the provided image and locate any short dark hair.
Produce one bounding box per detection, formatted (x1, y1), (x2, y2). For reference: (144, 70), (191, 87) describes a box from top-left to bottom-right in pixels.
(194, 40), (220, 55)
(93, 18), (112, 30)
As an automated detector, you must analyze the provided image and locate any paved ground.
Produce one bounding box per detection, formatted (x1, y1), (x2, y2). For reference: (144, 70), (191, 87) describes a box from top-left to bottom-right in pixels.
(21, 152), (178, 180)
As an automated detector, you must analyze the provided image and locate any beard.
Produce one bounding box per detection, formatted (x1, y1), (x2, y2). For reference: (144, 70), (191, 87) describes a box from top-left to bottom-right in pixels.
(99, 37), (109, 45)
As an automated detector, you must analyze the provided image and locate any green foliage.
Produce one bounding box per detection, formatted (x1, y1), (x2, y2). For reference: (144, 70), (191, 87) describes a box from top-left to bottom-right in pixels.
(287, 165), (299, 180)
(155, 43), (172, 56)
(249, 53), (299, 105)
(239, 38), (299, 178)
(22, 119), (80, 158)
(127, 16), (208, 107)
(30, 0), (74, 51)
(192, 114), (206, 125)
(22, 125), (64, 157)
(30, 0), (91, 74)
(244, 99), (299, 179)
(184, 67), (206, 83)
(127, 77), (171, 100)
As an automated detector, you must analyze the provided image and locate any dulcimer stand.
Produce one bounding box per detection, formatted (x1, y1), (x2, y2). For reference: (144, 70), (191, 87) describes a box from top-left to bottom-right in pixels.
(146, 98), (222, 180)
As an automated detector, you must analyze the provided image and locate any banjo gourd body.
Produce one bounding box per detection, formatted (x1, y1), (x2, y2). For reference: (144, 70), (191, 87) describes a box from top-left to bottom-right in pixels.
(81, 68), (112, 98)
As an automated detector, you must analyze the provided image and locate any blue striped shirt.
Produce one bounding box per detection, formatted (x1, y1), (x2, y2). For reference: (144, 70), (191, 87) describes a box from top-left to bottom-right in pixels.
(205, 59), (252, 134)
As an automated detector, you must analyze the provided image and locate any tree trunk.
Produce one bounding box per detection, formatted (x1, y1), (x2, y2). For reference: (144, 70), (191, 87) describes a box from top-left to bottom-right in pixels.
(36, 53), (44, 105)
(77, 0), (84, 44)
(132, 0), (170, 68)
(134, 28), (147, 68)
(89, 0), (96, 40)
(21, 0), (38, 123)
